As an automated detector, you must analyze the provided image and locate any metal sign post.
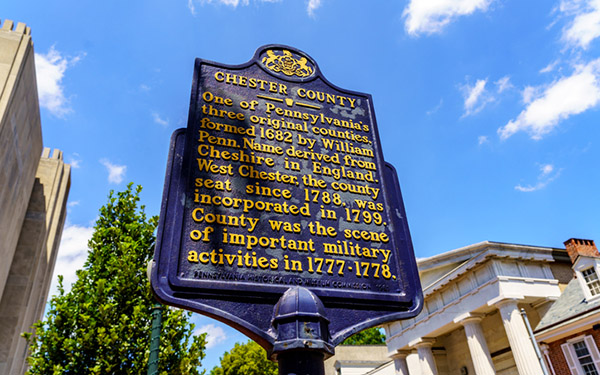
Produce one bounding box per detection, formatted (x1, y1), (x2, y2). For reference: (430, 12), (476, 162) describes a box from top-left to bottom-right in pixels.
(151, 45), (423, 372)
(147, 303), (162, 375)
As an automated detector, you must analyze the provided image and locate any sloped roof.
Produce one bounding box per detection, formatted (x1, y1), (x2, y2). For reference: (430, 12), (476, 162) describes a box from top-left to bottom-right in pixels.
(535, 278), (600, 332)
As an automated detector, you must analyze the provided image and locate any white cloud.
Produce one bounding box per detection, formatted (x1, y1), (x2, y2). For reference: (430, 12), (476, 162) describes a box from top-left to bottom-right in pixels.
(561, 0), (600, 49)
(307, 0), (322, 17)
(540, 60), (560, 74)
(462, 78), (492, 116)
(195, 324), (227, 348)
(188, 0), (312, 16)
(403, 0), (492, 36)
(49, 224), (93, 296)
(478, 135), (489, 144)
(515, 164), (561, 192)
(68, 153), (81, 169)
(464, 79), (486, 110)
(541, 164), (554, 175)
(152, 112), (169, 126)
(515, 185), (541, 192)
(189, 0), (249, 12)
(68, 200), (80, 207)
(34, 46), (83, 117)
(204, 0), (249, 6)
(499, 58), (600, 140)
(100, 159), (127, 184)
(426, 98), (443, 115)
(495, 76), (513, 93)
(188, 0), (197, 15)
(521, 86), (539, 104)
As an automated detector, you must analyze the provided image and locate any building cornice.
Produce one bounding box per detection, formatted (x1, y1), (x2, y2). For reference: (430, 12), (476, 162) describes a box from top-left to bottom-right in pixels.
(422, 244), (559, 296)
(418, 241), (562, 271)
(535, 306), (600, 342)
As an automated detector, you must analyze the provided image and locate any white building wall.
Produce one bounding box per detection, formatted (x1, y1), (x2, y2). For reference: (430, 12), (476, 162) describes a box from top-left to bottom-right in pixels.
(382, 244), (570, 375)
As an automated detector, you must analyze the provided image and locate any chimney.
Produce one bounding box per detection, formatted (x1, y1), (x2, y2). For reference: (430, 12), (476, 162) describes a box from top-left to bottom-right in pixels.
(564, 238), (599, 263)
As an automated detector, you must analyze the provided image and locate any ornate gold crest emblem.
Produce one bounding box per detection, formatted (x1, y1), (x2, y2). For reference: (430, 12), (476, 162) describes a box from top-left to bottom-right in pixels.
(262, 49), (313, 78)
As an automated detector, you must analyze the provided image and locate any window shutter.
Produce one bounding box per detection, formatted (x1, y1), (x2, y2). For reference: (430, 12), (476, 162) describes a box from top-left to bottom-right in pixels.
(584, 336), (600, 369)
(562, 342), (580, 375)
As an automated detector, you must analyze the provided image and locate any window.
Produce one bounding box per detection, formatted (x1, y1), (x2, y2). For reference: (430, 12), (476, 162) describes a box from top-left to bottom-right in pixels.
(574, 259), (600, 301)
(582, 267), (600, 296)
(561, 336), (600, 375)
(574, 341), (599, 375)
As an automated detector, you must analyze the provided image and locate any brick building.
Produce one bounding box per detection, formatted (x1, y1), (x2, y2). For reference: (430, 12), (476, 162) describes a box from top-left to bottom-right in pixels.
(535, 239), (600, 375)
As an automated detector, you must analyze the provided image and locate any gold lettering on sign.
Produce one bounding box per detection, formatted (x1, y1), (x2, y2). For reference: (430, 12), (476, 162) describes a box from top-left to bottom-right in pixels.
(185, 58), (402, 288)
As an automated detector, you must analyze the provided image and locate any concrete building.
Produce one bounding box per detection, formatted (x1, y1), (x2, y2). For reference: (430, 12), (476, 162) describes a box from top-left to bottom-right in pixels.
(535, 239), (600, 375)
(383, 241), (573, 375)
(324, 346), (391, 375)
(0, 19), (70, 375)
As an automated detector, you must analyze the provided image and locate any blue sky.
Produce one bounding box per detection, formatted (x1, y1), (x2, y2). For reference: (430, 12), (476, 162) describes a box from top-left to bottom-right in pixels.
(5, 0), (600, 370)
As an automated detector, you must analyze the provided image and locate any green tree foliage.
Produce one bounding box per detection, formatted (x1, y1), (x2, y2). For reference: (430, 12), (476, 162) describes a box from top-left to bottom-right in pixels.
(341, 327), (386, 345)
(210, 340), (277, 375)
(210, 327), (385, 375)
(24, 184), (207, 374)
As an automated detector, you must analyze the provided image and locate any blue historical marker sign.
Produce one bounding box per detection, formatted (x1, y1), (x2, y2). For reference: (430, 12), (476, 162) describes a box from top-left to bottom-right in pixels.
(151, 45), (422, 351)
